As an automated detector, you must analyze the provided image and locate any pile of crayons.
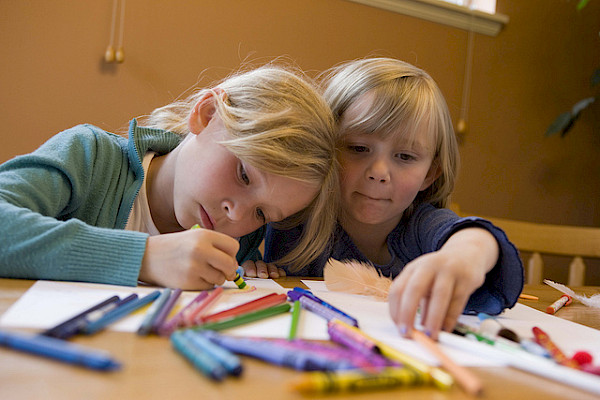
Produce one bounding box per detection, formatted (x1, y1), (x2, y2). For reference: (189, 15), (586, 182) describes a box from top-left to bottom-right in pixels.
(3, 280), (600, 396)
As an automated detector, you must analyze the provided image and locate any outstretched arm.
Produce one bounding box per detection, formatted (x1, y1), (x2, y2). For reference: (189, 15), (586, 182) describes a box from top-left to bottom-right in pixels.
(388, 227), (499, 340)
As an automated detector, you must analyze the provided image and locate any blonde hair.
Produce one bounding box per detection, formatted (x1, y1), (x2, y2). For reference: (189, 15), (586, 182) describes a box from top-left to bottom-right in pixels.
(321, 57), (459, 212)
(142, 64), (340, 271)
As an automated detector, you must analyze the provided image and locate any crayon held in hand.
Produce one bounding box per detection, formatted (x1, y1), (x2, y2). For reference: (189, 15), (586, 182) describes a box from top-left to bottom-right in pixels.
(191, 224), (247, 289)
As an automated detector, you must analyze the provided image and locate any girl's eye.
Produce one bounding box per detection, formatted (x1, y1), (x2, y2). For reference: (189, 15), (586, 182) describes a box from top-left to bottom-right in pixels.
(396, 153), (416, 161)
(347, 145), (369, 153)
(240, 164), (250, 184)
(255, 208), (266, 223)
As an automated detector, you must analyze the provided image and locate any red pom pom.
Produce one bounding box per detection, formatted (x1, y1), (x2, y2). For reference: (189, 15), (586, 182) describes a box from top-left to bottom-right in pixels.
(571, 351), (593, 366)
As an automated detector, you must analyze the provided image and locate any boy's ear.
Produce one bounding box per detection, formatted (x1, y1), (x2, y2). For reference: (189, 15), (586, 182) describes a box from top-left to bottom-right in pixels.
(188, 88), (225, 134)
(420, 160), (442, 191)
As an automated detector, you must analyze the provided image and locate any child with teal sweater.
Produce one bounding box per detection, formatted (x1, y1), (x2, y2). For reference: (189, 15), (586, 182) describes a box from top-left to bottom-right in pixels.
(0, 64), (339, 290)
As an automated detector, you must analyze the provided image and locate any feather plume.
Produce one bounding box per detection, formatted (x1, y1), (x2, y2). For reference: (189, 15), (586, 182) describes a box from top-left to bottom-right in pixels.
(323, 258), (391, 301)
(544, 279), (600, 308)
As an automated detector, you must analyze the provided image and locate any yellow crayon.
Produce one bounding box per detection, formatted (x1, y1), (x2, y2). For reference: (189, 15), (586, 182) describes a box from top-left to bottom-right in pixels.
(331, 320), (453, 390)
(190, 224), (246, 290)
(289, 367), (430, 394)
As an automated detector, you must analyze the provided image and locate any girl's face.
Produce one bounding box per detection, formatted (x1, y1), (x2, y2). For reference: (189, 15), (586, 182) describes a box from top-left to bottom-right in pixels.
(338, 94), (438, 231)
(173, 114), (318, 238)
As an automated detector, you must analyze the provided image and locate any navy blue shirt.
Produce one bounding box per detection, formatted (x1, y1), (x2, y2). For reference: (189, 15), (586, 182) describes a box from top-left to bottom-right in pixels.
(265, 203), (524, 315)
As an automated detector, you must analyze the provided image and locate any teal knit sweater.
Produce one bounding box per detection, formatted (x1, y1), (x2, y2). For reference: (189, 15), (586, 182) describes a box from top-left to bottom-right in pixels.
(0, 120), (263, 286)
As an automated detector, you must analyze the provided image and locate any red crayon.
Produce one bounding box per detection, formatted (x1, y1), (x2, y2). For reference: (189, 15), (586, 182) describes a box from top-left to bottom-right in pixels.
(200, 293), (287, 323)
(546, 295), (572, 314)
(532, 326), (580, 369)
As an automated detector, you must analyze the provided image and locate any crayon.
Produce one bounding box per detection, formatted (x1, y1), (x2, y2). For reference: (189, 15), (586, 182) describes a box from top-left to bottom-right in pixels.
(137, 288), (173, 335)
(519, 293), (539, 300)
(327, 319), (379, 357)
(183, 286), (223, 326)
(158, 291), (209, 336)
(84, 290), (161, 335)
(170, 331), (227, 381)
(183, 330), (243, 376)
(200, 293), (286, 323)
(288, 300), (301, 340)
(0, 329), (121, 371)
(191, 224), (246, 289)
(203, 332), (355, 371)
(288, 291), (357, 327)
(331, 320), (453, 390)
(532, 326), (581, 369)
(193, 303), (291, 332)
(290, 287), (358, 326)
(546, 295), (572, 314)
(151, 288), (182, 334)
(289, 367), (428, 393)
(42, 295), (120, 339)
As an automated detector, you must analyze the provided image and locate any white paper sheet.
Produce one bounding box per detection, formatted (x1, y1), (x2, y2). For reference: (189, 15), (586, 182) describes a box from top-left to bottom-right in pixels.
(2, 279), (600, 369)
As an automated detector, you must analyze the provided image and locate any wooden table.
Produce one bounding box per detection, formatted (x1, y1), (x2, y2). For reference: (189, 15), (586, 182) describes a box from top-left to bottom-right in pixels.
(1, 278), (599, 400)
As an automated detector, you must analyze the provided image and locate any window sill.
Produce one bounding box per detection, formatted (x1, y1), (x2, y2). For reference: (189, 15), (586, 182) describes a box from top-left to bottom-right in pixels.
(345, 0), (509, 36)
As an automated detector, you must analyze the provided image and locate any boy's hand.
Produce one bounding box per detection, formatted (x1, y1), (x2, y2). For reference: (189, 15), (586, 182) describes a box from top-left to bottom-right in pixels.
(241, 260), (286, 279)
(139, 228), (240, 290)
(388, 227), (499, 340)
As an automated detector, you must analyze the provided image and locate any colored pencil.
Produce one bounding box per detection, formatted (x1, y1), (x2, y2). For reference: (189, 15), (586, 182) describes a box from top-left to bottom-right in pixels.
(412, 330), (483, 396)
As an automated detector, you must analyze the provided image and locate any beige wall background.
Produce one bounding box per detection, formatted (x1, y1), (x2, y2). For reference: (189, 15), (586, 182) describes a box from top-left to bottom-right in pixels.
(1, 1), (599, 283)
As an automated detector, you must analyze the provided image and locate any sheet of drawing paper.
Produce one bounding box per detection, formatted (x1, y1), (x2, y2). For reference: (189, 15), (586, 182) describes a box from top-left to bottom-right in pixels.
(301, 280), (600, 367)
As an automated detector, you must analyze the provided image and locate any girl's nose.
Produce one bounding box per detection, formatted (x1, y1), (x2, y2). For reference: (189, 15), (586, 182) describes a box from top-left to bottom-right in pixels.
(222, 200), (250, 222)
(367, 158), (390, 183)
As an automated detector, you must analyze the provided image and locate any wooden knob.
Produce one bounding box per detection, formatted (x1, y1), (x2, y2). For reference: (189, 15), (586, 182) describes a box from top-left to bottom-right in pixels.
(115, 47), (125, 63)
(104, 45), (115, 63)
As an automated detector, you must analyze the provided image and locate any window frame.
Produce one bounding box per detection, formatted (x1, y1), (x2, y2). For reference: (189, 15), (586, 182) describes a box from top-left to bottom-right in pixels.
(344, 0), (509, 36)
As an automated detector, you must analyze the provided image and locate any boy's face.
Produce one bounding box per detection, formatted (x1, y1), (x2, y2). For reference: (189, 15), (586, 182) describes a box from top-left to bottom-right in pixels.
(338, 94), (437, 231)
(172, 114), (318, 238)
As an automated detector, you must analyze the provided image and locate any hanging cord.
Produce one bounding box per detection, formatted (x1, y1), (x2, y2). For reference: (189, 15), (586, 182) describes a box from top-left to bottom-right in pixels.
(104, 0), (119, 63)
(115, 0), (126, 63)
(457, 1), (476, 137)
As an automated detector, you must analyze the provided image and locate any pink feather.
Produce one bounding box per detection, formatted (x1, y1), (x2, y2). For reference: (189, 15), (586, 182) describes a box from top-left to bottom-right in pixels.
(323, 258), (392, 301)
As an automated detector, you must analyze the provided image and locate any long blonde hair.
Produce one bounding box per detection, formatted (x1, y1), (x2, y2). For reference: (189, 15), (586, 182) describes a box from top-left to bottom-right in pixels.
(142, 63), (339, 271)
(321, 57), (459, 212)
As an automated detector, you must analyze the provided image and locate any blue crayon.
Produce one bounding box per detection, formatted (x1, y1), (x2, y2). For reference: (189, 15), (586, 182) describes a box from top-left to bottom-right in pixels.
(183, 330), (243, 376)
(137, 288), (173, 336)
(84, 291), (160, 335)
(171, 331), (227, 381)
(204, 331), (355, 371)
(0, 329), (121, 371)
(290, 287), (358, 326)
(288, 292), (357, 327)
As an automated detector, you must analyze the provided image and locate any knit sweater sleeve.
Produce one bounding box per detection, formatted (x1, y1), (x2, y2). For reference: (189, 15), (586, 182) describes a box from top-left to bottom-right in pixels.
(0, 124), (148, 286)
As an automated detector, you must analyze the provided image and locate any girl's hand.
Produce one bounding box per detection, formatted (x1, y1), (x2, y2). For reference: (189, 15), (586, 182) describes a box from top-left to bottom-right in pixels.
(241, 260), (286, 279)
(139, 228), (240, 290)
(388, 227), (499, 340)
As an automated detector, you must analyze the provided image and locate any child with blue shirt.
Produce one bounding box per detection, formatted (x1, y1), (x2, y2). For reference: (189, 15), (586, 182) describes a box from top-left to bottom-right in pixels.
(0, 63), (339, 291)
(252, 58), (523, 339)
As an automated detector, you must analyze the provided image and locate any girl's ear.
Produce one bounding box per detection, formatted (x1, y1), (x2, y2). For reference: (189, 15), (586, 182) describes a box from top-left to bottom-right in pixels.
(188, 88), (225, 134)
(420, 160), (442, 191)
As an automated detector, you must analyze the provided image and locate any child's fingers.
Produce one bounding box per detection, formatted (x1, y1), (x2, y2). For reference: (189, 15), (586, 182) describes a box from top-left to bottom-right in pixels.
(254, 260), (270, 279)
(421, 278), (454, 340)
(389, 267), (430, 337)
(267, 263), (282, 278)
(240, 260), (258, 278)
